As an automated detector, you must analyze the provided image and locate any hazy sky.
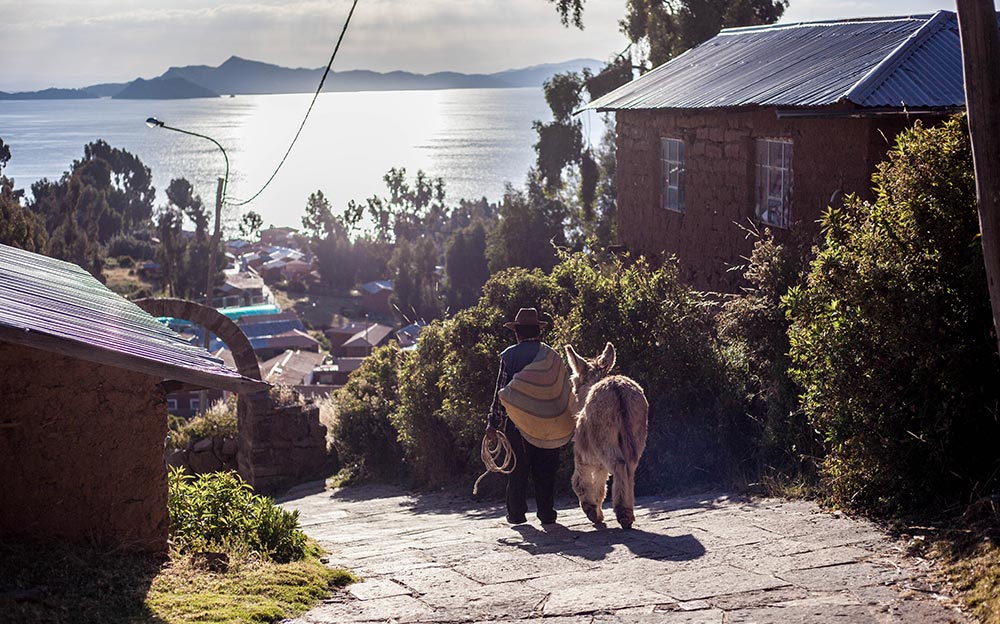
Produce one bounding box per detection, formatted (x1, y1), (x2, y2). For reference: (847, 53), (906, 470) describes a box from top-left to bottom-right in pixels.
(0, 0), (981, 92)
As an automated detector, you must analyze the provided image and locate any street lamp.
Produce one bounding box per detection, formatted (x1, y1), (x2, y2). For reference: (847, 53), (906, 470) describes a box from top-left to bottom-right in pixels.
(145, 116), (229, 305)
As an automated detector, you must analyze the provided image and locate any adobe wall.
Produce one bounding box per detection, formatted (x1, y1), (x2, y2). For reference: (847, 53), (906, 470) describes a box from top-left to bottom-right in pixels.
(0, 342), (168, 552)
(615, 107), (922, 292)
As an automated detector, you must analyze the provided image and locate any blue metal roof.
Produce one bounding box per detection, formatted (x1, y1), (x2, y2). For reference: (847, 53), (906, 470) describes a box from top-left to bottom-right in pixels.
(0, 243), (266, 393)
(235, 318), (306, 339)
(586, 11), (967, 111)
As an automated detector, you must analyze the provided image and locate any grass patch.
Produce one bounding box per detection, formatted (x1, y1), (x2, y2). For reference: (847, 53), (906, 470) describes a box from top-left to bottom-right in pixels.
(929, 532), (1000, 623)
(147, 545), (357, 624)
(0, 540), (356, 624)
(103, 265), (157, 299)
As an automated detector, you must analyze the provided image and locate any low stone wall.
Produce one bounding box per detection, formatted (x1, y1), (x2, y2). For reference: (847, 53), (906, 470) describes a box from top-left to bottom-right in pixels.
(238, 397), (330, 495)
(165, 393), (331, 493)
(166, 436), (239, 474)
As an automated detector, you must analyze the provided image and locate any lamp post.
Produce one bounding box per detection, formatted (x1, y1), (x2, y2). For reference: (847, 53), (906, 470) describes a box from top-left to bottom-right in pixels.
(145, 117), (229, 306)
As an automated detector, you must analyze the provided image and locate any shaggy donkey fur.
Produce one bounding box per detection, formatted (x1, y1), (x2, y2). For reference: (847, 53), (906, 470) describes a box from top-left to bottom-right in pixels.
(565, 342), (648, 529)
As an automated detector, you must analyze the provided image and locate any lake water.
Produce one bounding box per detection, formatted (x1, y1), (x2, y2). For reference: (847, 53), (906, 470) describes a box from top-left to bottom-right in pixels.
(0, 89), (608, 230)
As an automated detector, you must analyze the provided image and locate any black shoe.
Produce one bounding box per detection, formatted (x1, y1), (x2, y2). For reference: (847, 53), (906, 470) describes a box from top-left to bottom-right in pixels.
(537, 511), (557, 525)
(507, 513), (527, 524)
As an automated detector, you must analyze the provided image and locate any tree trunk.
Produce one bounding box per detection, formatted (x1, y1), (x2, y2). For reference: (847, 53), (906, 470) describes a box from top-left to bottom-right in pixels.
(957, 0), (1000, 356)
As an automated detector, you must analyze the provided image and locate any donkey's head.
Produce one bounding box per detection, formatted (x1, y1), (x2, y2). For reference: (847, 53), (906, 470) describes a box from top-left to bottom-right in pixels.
(564, 342), (617, 398)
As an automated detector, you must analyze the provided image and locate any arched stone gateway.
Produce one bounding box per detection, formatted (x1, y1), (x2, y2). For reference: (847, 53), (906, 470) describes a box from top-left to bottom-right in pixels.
(134, 298), (261, 382)
(136, 298), (328, 493)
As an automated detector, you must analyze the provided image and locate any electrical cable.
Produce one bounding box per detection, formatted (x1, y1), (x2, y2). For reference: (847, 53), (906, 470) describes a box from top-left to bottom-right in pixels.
(229, 0), (360, 207)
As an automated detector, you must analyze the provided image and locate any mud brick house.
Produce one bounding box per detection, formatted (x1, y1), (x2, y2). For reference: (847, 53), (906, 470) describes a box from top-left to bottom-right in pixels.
(360, 279), (394, 317)
(0, 244), (266, 552)
(586, 11), (967, 292)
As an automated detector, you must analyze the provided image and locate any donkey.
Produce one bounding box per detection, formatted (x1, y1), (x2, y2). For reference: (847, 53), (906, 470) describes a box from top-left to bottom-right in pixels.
(565, 342), (648, 529)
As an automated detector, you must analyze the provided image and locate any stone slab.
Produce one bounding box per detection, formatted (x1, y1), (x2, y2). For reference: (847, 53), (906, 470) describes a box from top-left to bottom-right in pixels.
(281, 485), (970, 624)
(542, 580), (674, 616)
(348, 578), (413, 600)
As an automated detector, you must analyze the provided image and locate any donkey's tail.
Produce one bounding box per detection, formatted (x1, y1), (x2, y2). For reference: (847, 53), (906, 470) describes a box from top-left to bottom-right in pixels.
(612, 380), (647, 464)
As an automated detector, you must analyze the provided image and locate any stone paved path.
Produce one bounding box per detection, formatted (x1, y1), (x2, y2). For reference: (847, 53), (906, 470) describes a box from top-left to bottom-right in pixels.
(280, 484), (969, 623)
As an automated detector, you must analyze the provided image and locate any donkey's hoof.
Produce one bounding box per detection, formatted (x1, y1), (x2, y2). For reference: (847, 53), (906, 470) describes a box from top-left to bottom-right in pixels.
(614, 506), (635, 529)
(581, 502), (604, 524)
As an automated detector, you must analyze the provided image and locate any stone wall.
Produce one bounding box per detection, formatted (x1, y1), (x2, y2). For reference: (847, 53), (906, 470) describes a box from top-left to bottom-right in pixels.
(615, 107), (928, 292)
(166, 435), (239, 474)
(0, 342), (168, 552)
(238, 396), (329, 494)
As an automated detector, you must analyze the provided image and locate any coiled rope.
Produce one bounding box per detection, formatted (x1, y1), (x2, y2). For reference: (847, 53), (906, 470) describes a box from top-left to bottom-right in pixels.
(472, 430), (516, 495)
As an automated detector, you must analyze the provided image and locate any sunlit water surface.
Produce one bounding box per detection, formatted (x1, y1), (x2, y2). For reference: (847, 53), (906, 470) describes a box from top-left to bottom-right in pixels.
(0, 89), (607, 229)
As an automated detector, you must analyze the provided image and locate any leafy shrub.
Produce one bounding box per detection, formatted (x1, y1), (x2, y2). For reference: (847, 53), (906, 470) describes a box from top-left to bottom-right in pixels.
(337, 253), (746, 494)
(550, 252), (742, 494)
(167, 396), (237, 449)
(392, 323), (454, 485)
(390, 266), (568, 487)
(717, 229), (820, 483)
(167, 468), (306, 563)
(785, 116), (1000, 515)
(107, 235), (156, 261)
(331, 345), (405, 481)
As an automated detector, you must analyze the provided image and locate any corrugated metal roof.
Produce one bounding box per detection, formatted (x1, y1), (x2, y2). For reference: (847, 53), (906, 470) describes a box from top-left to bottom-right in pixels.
(237, 318), (306, 339)
(0, 243), (266, 393)
(586, 11), (966, 111)
(342, 324), (395, 348)
(250, 330), (320, 351)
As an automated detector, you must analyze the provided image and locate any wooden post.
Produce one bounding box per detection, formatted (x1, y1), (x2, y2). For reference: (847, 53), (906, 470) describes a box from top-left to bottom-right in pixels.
(957, 0), (1000, 356)
(206, 176), (225, 305)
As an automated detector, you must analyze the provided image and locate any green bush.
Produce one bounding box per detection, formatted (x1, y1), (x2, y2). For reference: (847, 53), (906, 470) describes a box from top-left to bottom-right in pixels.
(335, 252), (747, 494)
(785, 116), (1000, 515)
(167, 468), (306, 563)
(717, 229), (820, 484)
(392, 323), (454, 485)
(550, 252), (742, 494)
(107, 235), (156, 261)
(331, 345), (405, 481)
(167, 395), (238, 449)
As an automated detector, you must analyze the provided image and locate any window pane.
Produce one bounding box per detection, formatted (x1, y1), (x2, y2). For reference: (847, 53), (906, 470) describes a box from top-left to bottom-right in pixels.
(769, 168), (783, 198)
(661, 139), (670, 160)
(769, 140), (783, 165)
(782, 142), (793, 169)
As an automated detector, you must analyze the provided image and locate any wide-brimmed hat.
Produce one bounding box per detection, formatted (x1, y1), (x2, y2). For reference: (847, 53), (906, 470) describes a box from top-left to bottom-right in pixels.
(504, 307), (548, 331)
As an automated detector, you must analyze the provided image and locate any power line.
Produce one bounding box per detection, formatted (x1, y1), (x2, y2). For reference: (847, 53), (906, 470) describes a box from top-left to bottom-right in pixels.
(229, 0), (360, 207)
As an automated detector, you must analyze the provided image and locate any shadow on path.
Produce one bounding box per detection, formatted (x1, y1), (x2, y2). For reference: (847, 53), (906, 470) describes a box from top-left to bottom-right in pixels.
(507, 522), (705, 562)
(311, 483), (738, 525)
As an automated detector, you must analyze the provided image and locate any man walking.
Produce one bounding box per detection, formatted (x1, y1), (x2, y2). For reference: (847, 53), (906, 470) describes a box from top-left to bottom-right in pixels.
(486, 308), (573, 525)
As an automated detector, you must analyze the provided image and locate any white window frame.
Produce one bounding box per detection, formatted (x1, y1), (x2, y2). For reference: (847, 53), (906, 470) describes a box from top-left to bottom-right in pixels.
(660, 138), (685, 213)
(166, 398), (178, 412)
(189, 398), (201, 412)
(755, 138), (793, 229)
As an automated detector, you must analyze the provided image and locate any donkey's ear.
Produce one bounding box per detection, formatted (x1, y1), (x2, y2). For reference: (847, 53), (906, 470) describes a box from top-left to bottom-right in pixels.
(565, 345), (584, 374)
(598, 342), (616, 372)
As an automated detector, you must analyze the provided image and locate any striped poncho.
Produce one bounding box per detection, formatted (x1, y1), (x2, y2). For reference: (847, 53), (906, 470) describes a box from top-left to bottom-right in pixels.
(498, 343), (575, 449)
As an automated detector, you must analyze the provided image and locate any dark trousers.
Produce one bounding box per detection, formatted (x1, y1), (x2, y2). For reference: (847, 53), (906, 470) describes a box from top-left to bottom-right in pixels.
(504, 424), (560, 523)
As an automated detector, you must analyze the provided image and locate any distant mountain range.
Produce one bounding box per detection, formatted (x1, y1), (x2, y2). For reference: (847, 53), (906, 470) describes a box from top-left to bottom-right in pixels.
(0, 56), (601, 100)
